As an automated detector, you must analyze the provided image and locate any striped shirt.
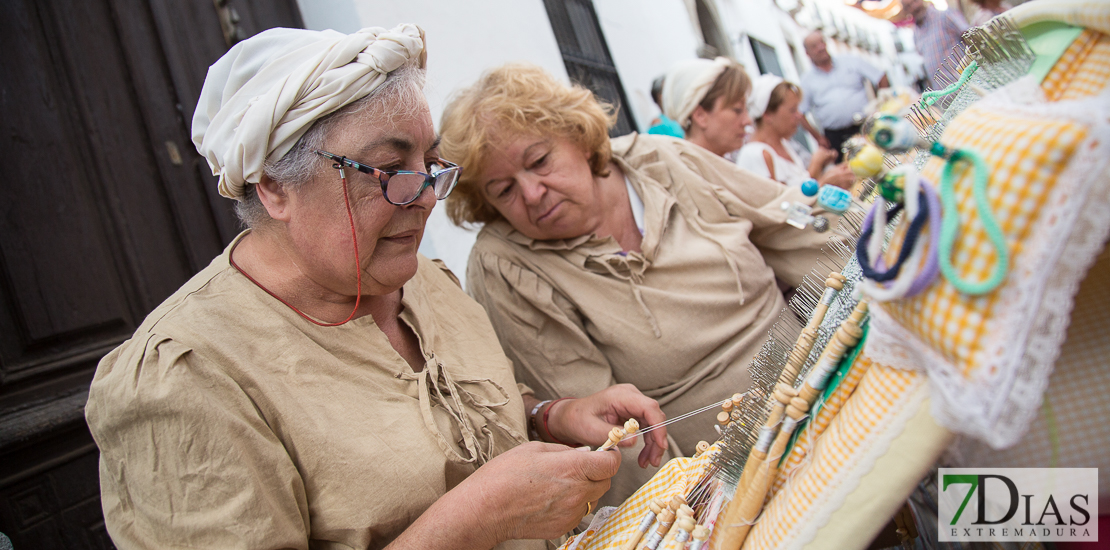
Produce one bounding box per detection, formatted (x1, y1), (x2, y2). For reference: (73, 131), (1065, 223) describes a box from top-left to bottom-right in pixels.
(913, 5), (969, 88)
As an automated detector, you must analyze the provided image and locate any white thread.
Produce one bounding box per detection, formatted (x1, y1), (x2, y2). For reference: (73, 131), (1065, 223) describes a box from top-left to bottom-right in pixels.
(781, 417), (799, 434)
(619, 394), (750, 443)
(755, 426), (776, 453)
(806, 358), (839, 392)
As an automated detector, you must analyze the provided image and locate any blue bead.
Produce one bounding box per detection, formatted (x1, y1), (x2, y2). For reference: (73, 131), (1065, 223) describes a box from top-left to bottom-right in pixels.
(801, 179), (819, 197)
(817, 185), (853, 214)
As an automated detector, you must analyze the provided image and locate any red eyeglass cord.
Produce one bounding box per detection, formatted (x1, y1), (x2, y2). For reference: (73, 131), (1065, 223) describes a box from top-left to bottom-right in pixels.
(229, 171), (362, 327)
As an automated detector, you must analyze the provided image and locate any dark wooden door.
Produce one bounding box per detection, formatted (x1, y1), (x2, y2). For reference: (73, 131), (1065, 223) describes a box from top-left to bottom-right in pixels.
(0, 1), (302, 547)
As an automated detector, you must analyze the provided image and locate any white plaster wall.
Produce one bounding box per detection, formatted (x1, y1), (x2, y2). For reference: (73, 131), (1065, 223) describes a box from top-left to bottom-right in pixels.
(593, 0), (702, 131)
(297, 0), (569, 126)
(715, 0), (803, 82)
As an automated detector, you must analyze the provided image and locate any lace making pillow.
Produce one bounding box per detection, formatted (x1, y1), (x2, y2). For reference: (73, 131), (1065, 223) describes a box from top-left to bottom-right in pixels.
(866, 75), (1110, 449)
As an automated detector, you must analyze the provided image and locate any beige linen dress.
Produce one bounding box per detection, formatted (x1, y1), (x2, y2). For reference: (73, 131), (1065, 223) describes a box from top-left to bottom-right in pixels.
(467, 133), (836, 464)
(86, 233), (544, 550)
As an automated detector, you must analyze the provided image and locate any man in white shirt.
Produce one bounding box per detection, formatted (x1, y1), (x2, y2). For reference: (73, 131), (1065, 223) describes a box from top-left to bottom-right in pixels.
(800, 30), (889, 161)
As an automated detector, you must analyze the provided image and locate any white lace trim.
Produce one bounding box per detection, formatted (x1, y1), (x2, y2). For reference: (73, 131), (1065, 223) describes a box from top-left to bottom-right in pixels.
(866, 89), (1110, 449)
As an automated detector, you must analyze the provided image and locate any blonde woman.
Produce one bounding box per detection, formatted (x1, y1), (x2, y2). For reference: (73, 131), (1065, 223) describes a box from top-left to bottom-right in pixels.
(737, 74), (854, 188)
(439, 63), (838, 504)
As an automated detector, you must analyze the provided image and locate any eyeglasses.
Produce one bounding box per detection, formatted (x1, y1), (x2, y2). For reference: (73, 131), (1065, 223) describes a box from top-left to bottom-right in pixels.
(315, 150), (462, 206)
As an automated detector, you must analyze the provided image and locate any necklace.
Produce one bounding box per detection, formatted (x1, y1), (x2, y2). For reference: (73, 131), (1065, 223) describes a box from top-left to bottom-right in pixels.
(229, 171), (363, 327)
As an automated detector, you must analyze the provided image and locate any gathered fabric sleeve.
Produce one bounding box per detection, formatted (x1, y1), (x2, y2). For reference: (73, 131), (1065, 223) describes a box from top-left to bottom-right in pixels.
(667, 139), (844, 287)
(466, 249), (616, 402)
(86, 334), (310, 550)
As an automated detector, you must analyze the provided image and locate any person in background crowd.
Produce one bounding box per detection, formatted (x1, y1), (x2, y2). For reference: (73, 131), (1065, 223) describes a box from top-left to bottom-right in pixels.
(737, 74), (854, 189)
(967, 0), (1011, 26)
(661, 57), (752, 158)
(902, 0), (970, 89)
(646, 75), (684, 138)
(800, 30), (889, 162)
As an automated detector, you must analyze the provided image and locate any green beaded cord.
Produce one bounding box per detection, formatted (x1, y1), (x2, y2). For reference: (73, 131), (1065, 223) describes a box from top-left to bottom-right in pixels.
(936, 148), (1010, 295)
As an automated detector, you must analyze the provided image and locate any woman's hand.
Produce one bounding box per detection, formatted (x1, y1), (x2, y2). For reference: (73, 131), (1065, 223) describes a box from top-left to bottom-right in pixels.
(476, 443), (621, 541)
(818, 163), (855, 190)
(546, 384), (668, 468)
(387, 442), (620, 549)
(808, 147), (838, 178)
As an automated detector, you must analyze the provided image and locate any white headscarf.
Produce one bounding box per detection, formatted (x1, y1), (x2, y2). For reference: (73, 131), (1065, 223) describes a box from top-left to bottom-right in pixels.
(661, 56), (732, 129)
(748, 74), (785, 120)
(192, 25), (426, 201)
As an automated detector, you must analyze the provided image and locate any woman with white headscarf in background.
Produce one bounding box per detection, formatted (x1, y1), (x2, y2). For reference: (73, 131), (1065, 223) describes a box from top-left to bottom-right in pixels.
(662, 57), (752, 158)
(85, 25), (667, 550)
(737, 74), (854, 188)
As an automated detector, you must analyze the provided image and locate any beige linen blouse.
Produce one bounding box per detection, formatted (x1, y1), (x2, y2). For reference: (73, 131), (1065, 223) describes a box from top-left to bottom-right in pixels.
(466, 133), (837, 460)
(86, 233), (543, 550)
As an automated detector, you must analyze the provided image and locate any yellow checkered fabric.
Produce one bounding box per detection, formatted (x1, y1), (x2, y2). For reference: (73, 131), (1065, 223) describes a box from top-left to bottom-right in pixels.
(883, 103), (1089, 375)
(1008, 0), (1110, 36)
(560, 448), (717, 550)
(771, 354), (877, 496)
(743, 358), (926, 550)
(1041, 30), (1110, 102)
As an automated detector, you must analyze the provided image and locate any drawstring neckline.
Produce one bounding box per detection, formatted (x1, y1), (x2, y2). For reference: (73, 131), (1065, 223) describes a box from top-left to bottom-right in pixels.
(587, 254), (662, 338)
(397, 354), (524, 466)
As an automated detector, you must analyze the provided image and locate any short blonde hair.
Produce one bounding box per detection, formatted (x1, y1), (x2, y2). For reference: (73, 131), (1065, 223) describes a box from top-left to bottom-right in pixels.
(439, 63), (616, 226)
(760, 81), (802, 122)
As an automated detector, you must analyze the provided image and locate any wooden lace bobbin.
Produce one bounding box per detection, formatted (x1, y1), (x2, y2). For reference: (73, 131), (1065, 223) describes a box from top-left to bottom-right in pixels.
(660, 516), (697, 550)
(717, 399), (811, 550)
(796, 300), (868, 407)
(726, 272), (844, 499)
(619, 497), (666, 550)
(667, 495), (686, 516)
(711, 299), (863, 550)
(689, 525), (711, 550)
(659, 504), (694, 550)
(715, 410), (731, 436)
(694, 440), (711, 458)
(598, 419), (639, 452)
(731, 393), (744, 408)
(640, 507), (676, 550)
(707, 387), (798, 550)
(760, 301), (867, 499)
(779, 272), (846, 387)
(730, 383), (797, 509)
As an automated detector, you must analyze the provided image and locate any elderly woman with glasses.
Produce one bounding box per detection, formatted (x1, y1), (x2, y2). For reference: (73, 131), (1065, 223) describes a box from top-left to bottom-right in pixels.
(438, 63), (839, 504)
(86, 26), (666, 550)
